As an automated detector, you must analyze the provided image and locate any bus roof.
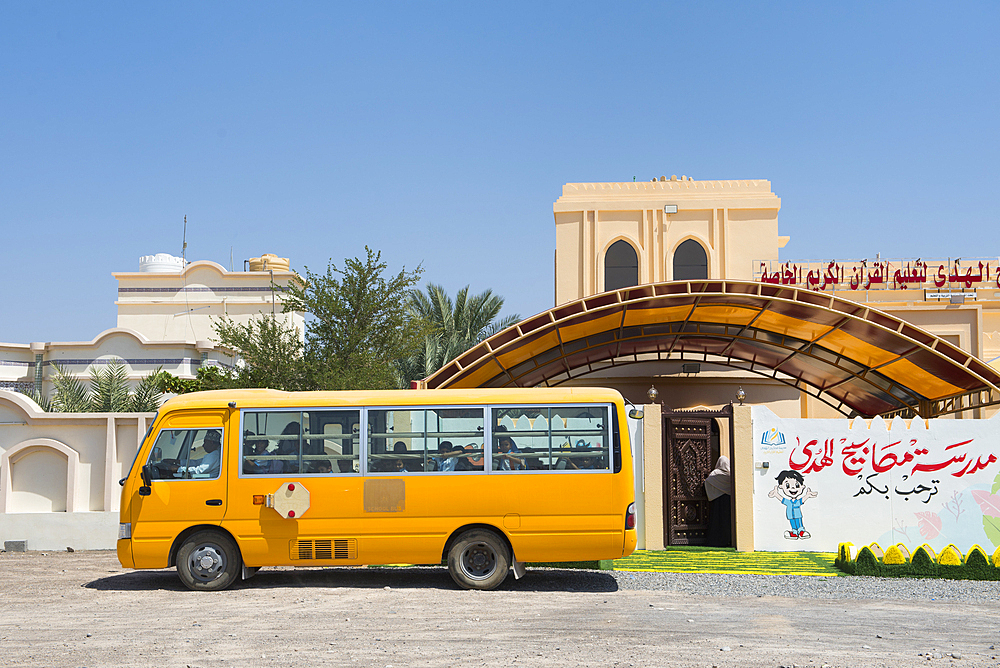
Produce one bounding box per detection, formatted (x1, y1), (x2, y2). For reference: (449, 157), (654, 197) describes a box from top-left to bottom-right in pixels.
(158, 386), (627, 411)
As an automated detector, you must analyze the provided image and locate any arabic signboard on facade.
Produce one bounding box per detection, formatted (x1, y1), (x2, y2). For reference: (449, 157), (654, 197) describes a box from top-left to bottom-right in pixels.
(755, 258), (1000, 292)
(752, 406), (1000, 553)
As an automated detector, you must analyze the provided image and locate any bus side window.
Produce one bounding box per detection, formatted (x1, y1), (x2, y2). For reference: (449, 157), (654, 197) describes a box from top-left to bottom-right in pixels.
(242, 409), (360, 476)
(368, 408), (484, 474)
(492, 406), (610, 472)
(306, 410), (360, 474)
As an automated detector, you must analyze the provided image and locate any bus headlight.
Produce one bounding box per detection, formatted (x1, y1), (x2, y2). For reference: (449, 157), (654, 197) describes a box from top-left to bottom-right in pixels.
(118, 523), (131, 540)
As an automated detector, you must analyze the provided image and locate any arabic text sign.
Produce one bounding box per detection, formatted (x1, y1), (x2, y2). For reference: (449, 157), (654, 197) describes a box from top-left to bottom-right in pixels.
(755, 258), (1000, 292)
(751, 406), (1000, 553)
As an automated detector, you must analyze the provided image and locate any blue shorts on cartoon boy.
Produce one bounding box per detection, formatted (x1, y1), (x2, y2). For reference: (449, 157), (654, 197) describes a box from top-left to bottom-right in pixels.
(768, 469), (818, 539)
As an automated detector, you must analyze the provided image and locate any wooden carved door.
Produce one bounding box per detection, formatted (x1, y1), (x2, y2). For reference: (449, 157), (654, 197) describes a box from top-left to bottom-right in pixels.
(663, 416), (713, 545)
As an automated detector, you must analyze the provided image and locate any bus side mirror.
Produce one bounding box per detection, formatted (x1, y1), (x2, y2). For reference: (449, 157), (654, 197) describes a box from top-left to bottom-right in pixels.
(628, 409), (644, 419)
(141, 464), (152, 487)
(139, 486), (151, 496)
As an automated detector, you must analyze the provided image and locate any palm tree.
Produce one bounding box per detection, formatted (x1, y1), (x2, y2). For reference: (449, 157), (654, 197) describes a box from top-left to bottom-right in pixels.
(400, 284), (520, 385)
(43, 359), (164, 412)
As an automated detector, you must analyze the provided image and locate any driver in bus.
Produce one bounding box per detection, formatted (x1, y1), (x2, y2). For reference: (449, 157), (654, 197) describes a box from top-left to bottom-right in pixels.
(176, 430), (223, 478)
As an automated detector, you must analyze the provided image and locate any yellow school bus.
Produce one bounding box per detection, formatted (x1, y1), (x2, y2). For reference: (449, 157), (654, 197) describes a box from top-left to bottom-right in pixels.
(117, 387), (638, 590)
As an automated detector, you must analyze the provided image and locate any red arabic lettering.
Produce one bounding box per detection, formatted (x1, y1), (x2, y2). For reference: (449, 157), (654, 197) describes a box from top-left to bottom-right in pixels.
(841, 439), (871, 476)
(952, 453), (997, 478)
(910, 454), (965, 473)
(909, 439), (973, 475)
(933, 264), (947, 288)
(871, 439), (934, 474)
(873, 440), (911, 474)
(891, 261), (928, 290)
(788, 438), (837, 474)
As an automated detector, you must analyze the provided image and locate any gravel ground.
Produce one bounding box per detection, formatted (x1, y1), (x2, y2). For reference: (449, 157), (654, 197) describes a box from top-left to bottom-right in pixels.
(610, 570), (1000, 604)
(2, 551), (999, 667)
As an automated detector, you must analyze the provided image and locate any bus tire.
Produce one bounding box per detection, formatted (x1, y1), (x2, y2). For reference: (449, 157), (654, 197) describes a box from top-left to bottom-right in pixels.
(447, 529), (510, 590)
(176, 530), (242, 591)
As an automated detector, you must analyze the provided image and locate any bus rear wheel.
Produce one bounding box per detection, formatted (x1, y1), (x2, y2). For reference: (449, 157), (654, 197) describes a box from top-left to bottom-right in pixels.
(176, 530), (242, 591)
(447, 529), (510, 590)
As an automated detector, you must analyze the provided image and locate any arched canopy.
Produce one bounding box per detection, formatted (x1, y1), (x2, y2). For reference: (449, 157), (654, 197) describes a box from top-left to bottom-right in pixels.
(423, 281), (1000, 418)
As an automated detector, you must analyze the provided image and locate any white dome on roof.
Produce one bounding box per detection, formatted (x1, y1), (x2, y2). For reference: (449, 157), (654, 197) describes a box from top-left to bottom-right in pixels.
(139, 253), (186, 273)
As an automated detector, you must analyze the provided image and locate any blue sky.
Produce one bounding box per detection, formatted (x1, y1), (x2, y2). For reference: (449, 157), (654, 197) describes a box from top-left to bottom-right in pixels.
(2, 2), (998, 344)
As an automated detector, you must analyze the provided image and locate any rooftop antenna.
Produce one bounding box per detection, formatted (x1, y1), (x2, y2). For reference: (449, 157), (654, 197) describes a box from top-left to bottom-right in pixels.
(182, 215), (188, 265)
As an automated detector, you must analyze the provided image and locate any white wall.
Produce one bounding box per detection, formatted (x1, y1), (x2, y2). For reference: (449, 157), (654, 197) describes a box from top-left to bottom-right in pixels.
(0, 390), (151, 550)
(752, 406), (1000, 554)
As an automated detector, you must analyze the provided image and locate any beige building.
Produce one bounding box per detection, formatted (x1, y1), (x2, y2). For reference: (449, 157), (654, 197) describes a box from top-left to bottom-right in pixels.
(423, 176), (1000, 549)
(554, 176), (784, 302)
(551, 176), (1000, 419)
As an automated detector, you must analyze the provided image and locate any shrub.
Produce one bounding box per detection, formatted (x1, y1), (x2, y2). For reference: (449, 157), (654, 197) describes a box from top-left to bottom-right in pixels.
(854, 546), (881, 576)
(836, 542), (854, 571)
(911, 545), (937, 576)
(938, 544), (963, 566)
(882, 544), (908, 565)
(965, 545), (992, 578)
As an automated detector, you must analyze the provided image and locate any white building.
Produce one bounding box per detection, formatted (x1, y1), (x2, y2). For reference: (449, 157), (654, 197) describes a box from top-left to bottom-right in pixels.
(0, 253), (303, 400)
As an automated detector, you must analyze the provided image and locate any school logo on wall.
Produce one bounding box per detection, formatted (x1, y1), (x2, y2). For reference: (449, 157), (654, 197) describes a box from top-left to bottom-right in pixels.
(761, 428), (786, 453)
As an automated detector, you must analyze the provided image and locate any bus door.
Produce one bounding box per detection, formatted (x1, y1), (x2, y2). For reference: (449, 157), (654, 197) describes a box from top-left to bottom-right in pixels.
(127, 410), (229, 568)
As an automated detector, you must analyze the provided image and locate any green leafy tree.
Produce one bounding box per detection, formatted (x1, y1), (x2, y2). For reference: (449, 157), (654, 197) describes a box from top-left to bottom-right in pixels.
(212, 314), (305, 390)
(284, 247), (424, 390)
(155, 365), (237, 394)
(400, 283), (520, 384)
(45, 359), (163, 412)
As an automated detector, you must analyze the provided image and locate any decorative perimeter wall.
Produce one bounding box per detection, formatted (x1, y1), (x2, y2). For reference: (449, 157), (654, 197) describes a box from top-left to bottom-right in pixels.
(752, 406), (1000, 554)
(0, 390), (151, 550)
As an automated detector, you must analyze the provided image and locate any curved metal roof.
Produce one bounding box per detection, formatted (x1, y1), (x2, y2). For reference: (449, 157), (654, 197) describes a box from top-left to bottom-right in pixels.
(423, 281), (1000, 418)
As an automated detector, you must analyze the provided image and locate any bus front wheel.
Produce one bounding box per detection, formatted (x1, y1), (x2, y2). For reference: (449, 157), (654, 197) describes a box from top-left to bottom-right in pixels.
(447, 529), (510, 590)
(176, 530), (242, 591)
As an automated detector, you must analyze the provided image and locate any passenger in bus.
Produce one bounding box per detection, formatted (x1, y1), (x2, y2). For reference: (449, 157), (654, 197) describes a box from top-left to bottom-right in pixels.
(392, 441), (411, 473)
(495, 433), (525, 471)
(275, 422), (300, 473)
(559, 441), (599, 470)
(243, 432), (270, 474)
(338, 459), (355, 473)
(245, 435), (283, 474)
(454, 445), (476, 471)
(433, 441), (460, 472)
(463, 443), (484, 470)
(310, 460), (333, 474)
(176, 430), (223, 478)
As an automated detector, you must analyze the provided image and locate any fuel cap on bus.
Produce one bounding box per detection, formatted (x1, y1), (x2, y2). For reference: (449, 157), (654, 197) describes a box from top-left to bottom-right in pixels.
(265, 482), (310, 519)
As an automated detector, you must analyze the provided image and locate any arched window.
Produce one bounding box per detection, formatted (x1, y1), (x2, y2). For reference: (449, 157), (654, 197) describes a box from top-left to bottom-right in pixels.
(604, 240), (638, 291)
(673, 239), (708, 280)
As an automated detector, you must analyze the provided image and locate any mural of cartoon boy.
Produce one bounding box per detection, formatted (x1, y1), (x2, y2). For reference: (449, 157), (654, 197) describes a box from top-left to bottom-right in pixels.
(768, 470), (818, 539)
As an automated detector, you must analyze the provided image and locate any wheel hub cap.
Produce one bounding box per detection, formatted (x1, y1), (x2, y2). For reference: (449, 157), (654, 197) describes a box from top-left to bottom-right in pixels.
(461, 542), (496, 580)
(189, 544), (226, 582)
